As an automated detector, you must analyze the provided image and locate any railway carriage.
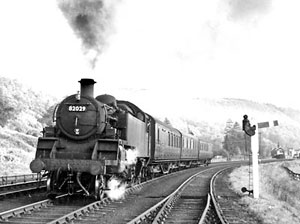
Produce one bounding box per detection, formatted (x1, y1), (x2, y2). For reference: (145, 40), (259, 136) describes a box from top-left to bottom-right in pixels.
(181, 133), (199, 161)
(199, 140), (213, 164)
(30, 79), (213, 199)
(151, 118), (181, 161)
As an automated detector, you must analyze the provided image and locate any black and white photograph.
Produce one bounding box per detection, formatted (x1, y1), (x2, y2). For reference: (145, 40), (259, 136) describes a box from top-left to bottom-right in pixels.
(1, 0), (300, 223)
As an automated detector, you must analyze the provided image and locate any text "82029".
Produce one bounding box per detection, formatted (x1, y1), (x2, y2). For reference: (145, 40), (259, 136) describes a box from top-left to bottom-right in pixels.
(68, 105), (87, 112)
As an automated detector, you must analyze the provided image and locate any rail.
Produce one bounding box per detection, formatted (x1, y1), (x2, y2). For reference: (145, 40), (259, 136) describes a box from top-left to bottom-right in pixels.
(127, 168), (212, 224)
(282, 166), (300, 181)
(199, 166), (233, 224)
(0, 173), (42, 186)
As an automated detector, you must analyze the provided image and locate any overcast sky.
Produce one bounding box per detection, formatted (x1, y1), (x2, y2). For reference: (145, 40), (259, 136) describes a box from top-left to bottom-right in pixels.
(1, 0), (300, 110)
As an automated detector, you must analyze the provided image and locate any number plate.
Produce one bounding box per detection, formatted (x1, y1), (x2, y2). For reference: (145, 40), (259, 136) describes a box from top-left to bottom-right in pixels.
(68, 105), (87, 112)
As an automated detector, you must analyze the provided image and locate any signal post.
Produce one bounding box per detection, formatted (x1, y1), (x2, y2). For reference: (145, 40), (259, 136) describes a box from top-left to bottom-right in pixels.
(242, 115), (278, 199)
(251, 128), (259, 199)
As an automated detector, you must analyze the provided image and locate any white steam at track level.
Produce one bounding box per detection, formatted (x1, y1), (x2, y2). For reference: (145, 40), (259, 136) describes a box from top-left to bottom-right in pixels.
(118, 147), (138, 173)
(57, 0), (118, 69)
(107, 177), (127, 200)
(125, 149), (138, 165)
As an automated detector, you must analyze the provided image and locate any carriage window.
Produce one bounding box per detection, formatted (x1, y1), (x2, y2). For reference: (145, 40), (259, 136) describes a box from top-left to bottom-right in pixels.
(174, 136), (176, 147)
(172, 134), (175, 147)
(173, 134), (175, 147)
(157, 128), (160, 143)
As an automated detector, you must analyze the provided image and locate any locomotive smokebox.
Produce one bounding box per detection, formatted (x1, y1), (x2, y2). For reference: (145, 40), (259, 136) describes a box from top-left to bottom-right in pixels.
(79, 78), (96, 98)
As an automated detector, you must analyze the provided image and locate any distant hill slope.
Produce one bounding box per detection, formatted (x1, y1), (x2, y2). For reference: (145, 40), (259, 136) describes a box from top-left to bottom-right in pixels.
(1, 76), (300, 174)
(126, 91), (300, 154)
(0, 76), (58, 175)
(0, 127), (36, 175)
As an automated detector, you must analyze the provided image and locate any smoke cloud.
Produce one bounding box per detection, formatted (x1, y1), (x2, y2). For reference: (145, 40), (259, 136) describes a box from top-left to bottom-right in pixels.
(225, 0), (272, 21)
(57, 0), (118, 68)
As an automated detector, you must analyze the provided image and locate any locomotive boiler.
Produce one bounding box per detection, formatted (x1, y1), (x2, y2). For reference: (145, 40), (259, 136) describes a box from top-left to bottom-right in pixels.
(30, 78), (214, 199)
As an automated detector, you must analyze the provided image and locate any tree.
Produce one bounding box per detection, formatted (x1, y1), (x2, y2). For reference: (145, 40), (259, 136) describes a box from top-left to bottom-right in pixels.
(0, 101), (14, 127)
(0, 76), (58, 135)
(223, 120), (250, 157)
(38, 104), (57, 127)
(224, 119), (233, 134)
(0, 86), (18, 127)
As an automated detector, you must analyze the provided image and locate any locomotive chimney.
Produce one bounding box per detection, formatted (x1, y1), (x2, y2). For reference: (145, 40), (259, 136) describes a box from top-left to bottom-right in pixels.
(79, 78), (96, 98)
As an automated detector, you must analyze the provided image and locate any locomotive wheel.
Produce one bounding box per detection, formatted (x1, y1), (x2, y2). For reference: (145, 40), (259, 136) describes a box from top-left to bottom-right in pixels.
(46, 172), (53, 192)
(47, 170), (57, 192)
(46, 170), (62, 199)
(95, 175), (106, 200)
(47, 169), (64, 192)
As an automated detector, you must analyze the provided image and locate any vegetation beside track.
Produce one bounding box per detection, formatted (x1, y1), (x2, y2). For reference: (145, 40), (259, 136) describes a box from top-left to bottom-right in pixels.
(0, 127), (35, 175)
(229, 160), (300, 224)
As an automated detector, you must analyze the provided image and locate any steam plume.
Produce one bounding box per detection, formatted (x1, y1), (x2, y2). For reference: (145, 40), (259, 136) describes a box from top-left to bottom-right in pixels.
(57, 0), (118, 68)
(107, 177), (126, 200)
(125, 149), (138, 165)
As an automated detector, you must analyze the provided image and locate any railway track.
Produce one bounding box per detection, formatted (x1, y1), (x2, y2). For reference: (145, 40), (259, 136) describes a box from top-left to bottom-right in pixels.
(0, 180), (46, 198)
(0, 193), (94, 224)
(210, 159), (292, 224)
(0, 178), (145, 223)
(0, 163), (243, 224)
(0, 173), (46, 199)
(0, 173), (42, 186)
(212, 167), (264, 224)
(127, 165), (233, 224)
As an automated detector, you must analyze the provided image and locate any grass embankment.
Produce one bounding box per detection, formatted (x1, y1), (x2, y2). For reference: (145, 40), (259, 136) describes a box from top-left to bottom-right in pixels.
(230, 160), (300, 223)
(0, 127), (36, 176)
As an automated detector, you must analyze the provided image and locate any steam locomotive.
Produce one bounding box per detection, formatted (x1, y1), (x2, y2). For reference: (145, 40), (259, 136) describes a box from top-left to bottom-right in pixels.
(30, 79), (213, 199)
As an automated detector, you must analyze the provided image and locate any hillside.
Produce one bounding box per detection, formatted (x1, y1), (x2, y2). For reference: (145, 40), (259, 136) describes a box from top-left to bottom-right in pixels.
(0, 77), (58, 175)
(1, 76), (300, 174)
(125, 90), (300, 151)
